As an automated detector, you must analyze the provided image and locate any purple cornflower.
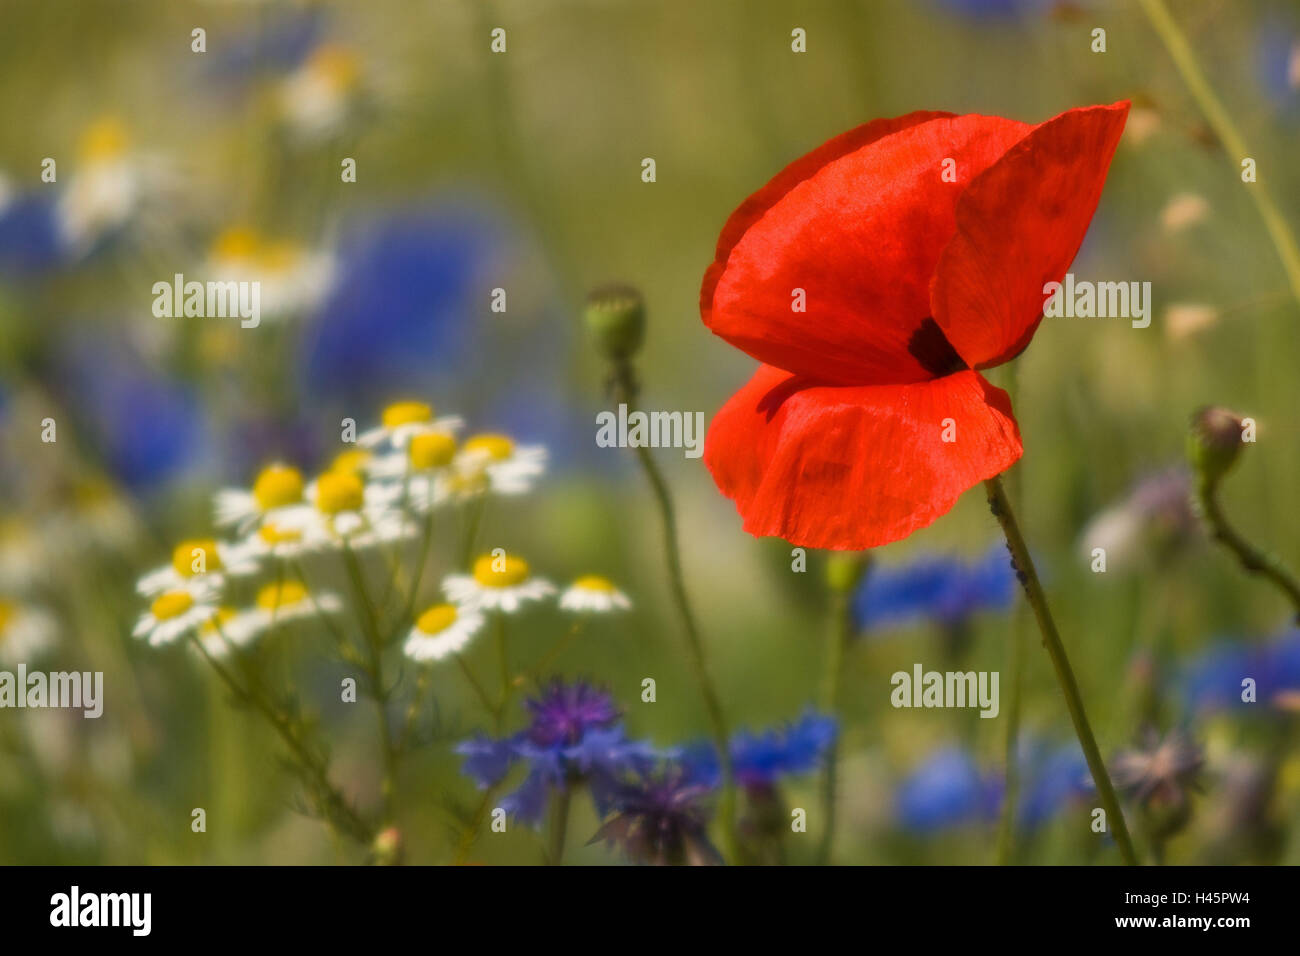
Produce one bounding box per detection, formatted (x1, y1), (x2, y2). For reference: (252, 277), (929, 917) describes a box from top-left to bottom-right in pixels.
(455, 679), (660, 827)
(592, 766), (722, 866)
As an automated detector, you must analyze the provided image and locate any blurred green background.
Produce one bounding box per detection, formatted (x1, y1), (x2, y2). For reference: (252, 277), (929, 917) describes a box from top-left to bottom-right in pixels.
(1, 0), (1298, 865)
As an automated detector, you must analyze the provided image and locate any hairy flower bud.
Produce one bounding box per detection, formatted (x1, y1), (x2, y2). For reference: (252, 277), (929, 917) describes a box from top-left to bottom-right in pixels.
(1188, 406), (1246, 487)
(584, 283), (645, 361)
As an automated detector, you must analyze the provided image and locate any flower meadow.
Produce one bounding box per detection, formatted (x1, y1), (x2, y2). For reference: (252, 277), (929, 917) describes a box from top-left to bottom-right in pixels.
(2, 0), (1300, 870)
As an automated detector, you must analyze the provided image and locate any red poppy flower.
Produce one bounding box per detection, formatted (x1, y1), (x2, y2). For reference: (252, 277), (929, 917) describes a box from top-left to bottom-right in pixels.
(701, 102), (1129, 550)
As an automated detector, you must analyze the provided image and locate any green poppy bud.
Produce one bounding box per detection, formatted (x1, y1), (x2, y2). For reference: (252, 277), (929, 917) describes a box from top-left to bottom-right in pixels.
(584, 283), (645, 361)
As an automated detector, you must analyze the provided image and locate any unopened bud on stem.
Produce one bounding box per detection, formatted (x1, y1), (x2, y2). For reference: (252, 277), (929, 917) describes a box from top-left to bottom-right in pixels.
(584, 283), (645, 362)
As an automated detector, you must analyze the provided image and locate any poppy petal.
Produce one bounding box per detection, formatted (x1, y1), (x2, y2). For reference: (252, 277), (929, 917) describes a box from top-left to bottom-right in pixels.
(701, 112), (1033, 386)
(704, 366), (1023, 550)
(930, 101), (1130, 369)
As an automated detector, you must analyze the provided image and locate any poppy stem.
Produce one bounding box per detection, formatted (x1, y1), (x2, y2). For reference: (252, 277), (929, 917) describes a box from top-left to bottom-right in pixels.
(817, 553), (869, 865)
(1138, 0), (1300, 314)
(610, 358), (739, 863)
(984, 475), (1139, 866)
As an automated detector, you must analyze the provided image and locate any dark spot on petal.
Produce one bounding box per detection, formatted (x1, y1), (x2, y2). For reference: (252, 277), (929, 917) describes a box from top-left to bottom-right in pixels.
(908, 317), (968, 378)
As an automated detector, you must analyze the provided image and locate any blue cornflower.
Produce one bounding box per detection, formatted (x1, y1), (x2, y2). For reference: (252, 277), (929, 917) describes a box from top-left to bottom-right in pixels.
(1015, 741), (1090, 828)
(296, 204), (503, 411)
(1180, 629), (1300, 714)
(681, 710), (837, 791)
(454, 680), (660, 827)
(203, 7), (330, 83)
(592, 765), (722, 866)
(895, 749), (999, 832)
(53, 332), (208, 492)
(854, 543), (1015, 632)
(0, 191), (67, 276)
(895, 741), (1088, 834)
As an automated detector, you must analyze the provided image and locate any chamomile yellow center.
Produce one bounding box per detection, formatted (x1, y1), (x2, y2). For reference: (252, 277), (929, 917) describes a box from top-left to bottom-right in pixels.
(255, 580), (310, 612)
(315, 471), (364, 515)
(211, 226), (260, 261)
(0, 599), (15, 635)
(80, 117), (128, 161)
(409, 432), (456, 470)
(151, 591), (195, 621)
(464, 434), (515, 461)
(572, 574), (616, 593)
(330, 448), (371, 475)
(200, 606), (238, 636)
(415, 604), (458, 635)
(381, 401), (433, 429)
(252, 464), (305, 511)
(258, 239), (303, 272)
(258, 523), (303, 546)
(172, 539), (222, 578)
(308, 44), (360, 88)
(473, 554), (530, 588)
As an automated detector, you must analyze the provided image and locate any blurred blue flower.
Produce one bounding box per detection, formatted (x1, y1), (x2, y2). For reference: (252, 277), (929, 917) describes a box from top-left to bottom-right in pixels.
(296, 203), (504, 412)
(1256, 17), (1300, 115)
(927, 0), (1059, 20)
(896, 740), (1088, 833)
(1016, 741), (1090, 828)
(854, 543), (1016, 631)
(204, 7), (329, 83)
(593, 765), (722, 866)
(681, 710), (837, 790)
(895, 748), (999, 832)
(54, 332), (208, 492)
(0, 191), (67, 276)
(454, 679), (660, 827)
(1180, 629), (1300, 714)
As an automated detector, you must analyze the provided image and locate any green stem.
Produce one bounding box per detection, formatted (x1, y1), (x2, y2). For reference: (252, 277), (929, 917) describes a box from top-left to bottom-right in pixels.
(1138, 0), (1300, 313)
(341, 544), (398, 824)
(984, 476), (1138, 866)
(547, 787), (572, 866)
(189, 633), (372, 844)
(610, 360), (738, 862)
(1194, 476), (1300, 618)
(995, 596), (1028, 865)
(816, 554), (867, 865)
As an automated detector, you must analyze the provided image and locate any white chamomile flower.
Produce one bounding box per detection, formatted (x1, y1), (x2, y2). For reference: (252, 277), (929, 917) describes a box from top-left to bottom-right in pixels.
(205, 226), (334, 321)
(276, 44), (364, 142)
(136, 537), (260, 597)
(443, 554), (555, 614)
(367, 431), (459, 514)
(559, 575), (632, 614)
(222, 580), (342, 644)
(449, 433), (547, 499)
(298, 470), (415, 549)
(357, 401), (463, 451)
(214, 463), (316, 535)
(402, 602), (485, 662)
(190, 607), (243, 659)
(56, 117), (140, 255)
(133, 589), (219, 647)
(0, 599), (57, 665)
(230, 521), (314, 562)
